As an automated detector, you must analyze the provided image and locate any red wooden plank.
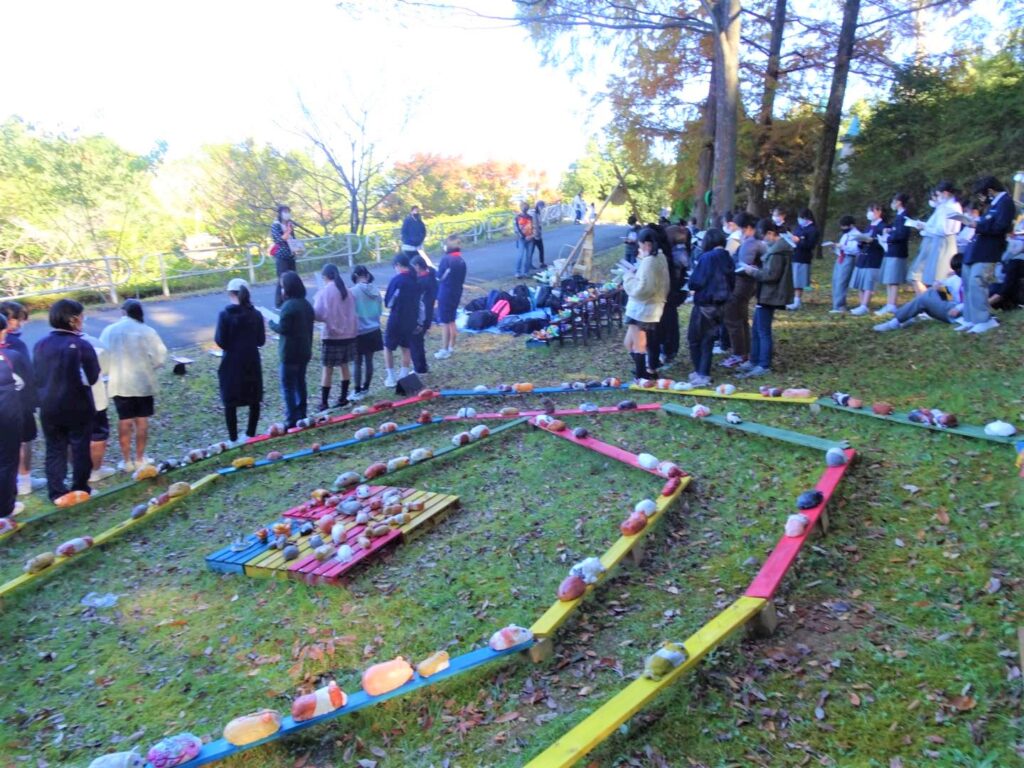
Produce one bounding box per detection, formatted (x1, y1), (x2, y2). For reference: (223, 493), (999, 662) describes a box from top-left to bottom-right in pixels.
(307, 527), (402, 582)
(531, 418), (680, 477)
(744, 449), (856, 599)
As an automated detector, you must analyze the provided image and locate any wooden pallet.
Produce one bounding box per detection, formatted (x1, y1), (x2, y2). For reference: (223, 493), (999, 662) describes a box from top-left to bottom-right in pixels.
(818, 398), (1018, 445)
(661, 402), (847, 451)
(630, 384), (817, 404)
(525, 597), (767, 768)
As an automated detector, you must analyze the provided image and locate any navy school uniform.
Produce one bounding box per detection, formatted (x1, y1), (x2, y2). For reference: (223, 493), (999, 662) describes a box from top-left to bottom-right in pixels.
(881, 211), (910, 285)
(851, 221), (886, 291)
(0, 345), (32, 516)
(383, 270), (420, 350)
(3, 331), (38, 442)
(410, 267), (438, 374)
(32, 330), (100, 500)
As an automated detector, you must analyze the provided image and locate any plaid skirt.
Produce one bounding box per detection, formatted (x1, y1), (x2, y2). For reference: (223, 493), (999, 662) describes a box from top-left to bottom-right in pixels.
(322, 338), (356, 366)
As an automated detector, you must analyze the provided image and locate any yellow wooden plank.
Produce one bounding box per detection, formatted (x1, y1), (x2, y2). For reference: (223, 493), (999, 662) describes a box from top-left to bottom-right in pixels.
(399, 493), (460, 536)
(0, 474), (221, 602)
(527, 596), (766, 768)
(629, 385), (816, 404)
(530, 481), (688, 638)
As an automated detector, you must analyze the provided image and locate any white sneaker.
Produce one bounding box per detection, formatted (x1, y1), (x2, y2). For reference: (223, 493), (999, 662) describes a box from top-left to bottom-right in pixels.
(11, 501), (25, 517)
(117, 459), (136, 473)
(849, 305), (869, 316)
(398, 368), (409, 379)
(916, 313), (933, 321)
(712, 345), (726, 356)
(828, 308), (847, 314)
(873, 318), (901, 332)
(434, 348), (451, 360)
(17, 475), (46, 496)
(89, 466), (117, 483)
(873, 305), (895, 316)
(228, 437), (248, 449)
(967, 318), (999, 334)
(383, 373), (397, 387)
(952, 321), (974, 332)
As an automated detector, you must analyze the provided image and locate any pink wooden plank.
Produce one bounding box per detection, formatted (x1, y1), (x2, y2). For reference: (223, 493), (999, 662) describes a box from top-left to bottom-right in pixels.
(441, 403), (661, 421)
(308, 527), (402, 582)
(531, 419), (676, 477)
(744, 449), (856, 599)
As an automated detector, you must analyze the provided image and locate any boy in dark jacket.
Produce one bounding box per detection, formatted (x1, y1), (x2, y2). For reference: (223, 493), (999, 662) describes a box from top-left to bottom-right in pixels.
(383, 254), (420, 387)
(410, 255), (438, 375)
(686, 228), (735, 386)
(739, 220), (794, 378)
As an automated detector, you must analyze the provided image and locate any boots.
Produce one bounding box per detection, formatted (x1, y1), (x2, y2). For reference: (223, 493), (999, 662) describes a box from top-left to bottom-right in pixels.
(631, 353), (647, 382)
(319, 386), (331, 412)
(335, 380), (350, 408)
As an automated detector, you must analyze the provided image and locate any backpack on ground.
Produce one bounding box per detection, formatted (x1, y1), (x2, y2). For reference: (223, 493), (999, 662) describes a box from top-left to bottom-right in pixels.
(464, 296), (488, 313)
(490, 299), (512, 320)
(466, 310), (498, 330)
(534, 285), (556, 310)
(509, 284), (532, 315)
(516, 213), (534, 239)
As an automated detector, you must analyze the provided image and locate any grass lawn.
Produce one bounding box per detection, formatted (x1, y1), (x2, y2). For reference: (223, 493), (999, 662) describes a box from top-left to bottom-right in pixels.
(0, 244), (1021, 767)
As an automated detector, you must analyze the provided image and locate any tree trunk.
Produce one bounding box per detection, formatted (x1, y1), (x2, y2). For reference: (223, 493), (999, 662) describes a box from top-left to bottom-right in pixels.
(711, 0), (741, 221)
(809, 0), (860, 242)
(692, 65), (717, 227)
(747, 0), (786, 217)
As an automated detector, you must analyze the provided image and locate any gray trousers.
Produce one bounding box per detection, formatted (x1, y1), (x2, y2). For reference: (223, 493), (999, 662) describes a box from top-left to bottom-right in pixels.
(963, 262), (996, 325)
(831, 256), (855, 310)
(895, 289), (955, 324)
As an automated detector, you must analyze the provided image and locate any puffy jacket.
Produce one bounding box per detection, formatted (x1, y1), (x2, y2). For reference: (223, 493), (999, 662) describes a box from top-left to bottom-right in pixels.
(748, 238), (794, 308)
(623, 252), (670, 323)
(313, 282), (358, 340)
(99, 317), (168, 398)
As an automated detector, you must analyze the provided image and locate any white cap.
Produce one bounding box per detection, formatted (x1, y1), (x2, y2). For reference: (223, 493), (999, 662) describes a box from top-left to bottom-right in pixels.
(227, 278), (248, 292)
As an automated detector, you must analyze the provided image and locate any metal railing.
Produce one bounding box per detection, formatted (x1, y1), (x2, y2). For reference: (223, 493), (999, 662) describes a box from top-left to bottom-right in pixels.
(139, 244), (264, 297)
(0, 256), (131, 303)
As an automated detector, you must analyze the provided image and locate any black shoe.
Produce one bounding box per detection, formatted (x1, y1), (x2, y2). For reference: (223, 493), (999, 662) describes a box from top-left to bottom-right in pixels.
(334, 398), (350, 408)
(318, 401), (329, 412)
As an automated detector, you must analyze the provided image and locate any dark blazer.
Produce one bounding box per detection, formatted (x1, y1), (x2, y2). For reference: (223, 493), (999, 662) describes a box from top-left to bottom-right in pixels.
(416, 268), (438, 331)
(384, 270), (420, 333)
(969, 193), (1014, 264)
(32, 330), (99, 424)
(886, 212), (909, 260)
(792, 223), (820, 264)
(215, 303), (265, 407)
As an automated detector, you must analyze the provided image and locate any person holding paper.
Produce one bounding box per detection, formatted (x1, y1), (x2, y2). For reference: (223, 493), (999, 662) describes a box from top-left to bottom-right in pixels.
(849, 205), (886, 315)
(956, 175), (1015, 334)
(737, 220), (793, 378)
(268, 272), (315, 428)
(828, 215), (861, 313)
(908, 181), (961, 294)
(877, 193), (912, 316)
(622, 230), (669, 383)
(787, 208), (819, 311)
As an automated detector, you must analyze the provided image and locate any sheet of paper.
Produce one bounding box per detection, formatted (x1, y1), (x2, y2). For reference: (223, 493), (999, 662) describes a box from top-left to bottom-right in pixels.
(256, 305), (280, 324)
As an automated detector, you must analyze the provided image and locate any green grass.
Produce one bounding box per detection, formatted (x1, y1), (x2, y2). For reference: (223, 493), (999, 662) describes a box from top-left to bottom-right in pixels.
(0, 247), (1021, 767)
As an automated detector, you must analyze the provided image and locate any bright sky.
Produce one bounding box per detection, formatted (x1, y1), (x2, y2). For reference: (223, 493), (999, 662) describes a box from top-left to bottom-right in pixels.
(1, 0), (609, 177)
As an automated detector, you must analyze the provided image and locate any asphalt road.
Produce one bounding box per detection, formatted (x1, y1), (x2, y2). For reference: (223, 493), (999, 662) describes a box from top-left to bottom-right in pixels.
(19, 223), (627, 351)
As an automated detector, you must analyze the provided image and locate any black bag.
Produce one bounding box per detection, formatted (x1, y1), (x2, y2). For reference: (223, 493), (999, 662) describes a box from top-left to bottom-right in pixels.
(485, 289), (512, 309)
(499, 316), (548, 335)
(535, 285), (559, 310)
(395, 372), (424, 396)
(561, 275), (589, 295)
(509, 295), (532, 315)
(466, 310), (498, 330)
(464, 296), (488, 313)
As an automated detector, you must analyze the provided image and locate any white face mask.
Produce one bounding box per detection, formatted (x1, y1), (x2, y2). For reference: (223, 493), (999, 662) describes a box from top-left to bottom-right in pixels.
(281, 212), (291, 222)
(797, 218), (809, 227)
(928, 199), (937, 208)
(772, 216), (783, 226)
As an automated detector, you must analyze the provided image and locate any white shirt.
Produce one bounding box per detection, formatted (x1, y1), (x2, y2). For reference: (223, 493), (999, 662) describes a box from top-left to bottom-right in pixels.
(99, 317), (168, 398)
(923, 197), (962, 237)
(82, 335), (110, 411)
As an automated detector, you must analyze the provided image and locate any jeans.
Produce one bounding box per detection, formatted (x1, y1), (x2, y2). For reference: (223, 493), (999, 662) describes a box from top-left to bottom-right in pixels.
(279, 361), (308, 427)
(750, 305), (777, 369)
(894, 290), (955, 325)
(41, 415), (92, 501)
(409, 327), (430, 374)
(687, 304), (723, 376)
(516, 238), (536, 275)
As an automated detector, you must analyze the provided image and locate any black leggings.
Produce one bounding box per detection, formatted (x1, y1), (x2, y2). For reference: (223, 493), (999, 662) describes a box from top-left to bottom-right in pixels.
(226, 404), (261, 441)
(354, 351), (374, 392)
(535, 238), (545, 264)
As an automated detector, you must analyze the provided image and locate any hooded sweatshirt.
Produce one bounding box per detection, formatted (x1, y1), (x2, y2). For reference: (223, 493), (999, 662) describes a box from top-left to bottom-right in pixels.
(352, 282), (383, 336)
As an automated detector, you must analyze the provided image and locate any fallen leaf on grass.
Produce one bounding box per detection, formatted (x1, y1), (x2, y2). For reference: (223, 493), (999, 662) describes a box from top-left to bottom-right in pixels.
(849, 692), (861, 707)
(901, 484), (920, 494)
(947, 695), (976, 712)
(935, 509), (950, 525)
(155, 619), (187, 628)
(493, 711), (520, 724)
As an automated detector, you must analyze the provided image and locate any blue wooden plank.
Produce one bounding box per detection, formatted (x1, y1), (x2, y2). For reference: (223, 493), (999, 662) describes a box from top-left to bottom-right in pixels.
(167, 639), (534, 767)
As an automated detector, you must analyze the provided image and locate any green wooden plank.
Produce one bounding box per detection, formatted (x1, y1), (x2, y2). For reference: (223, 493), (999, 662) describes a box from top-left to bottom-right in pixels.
(817, 398), (1016, 445)
(662, 402), (847, 451)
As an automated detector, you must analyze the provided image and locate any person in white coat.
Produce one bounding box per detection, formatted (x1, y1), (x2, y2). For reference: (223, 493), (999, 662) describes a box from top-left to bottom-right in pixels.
(622, 230), (670, 382)
(99, 300), (167, 471)
(909, 181), (961, 294)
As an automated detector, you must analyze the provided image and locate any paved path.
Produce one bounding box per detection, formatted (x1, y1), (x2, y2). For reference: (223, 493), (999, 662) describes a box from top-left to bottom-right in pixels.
(20, 224), (626, 351)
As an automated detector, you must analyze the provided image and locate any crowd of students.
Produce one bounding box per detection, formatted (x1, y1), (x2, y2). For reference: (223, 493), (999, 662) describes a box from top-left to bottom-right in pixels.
(620, 173), (1019, 385)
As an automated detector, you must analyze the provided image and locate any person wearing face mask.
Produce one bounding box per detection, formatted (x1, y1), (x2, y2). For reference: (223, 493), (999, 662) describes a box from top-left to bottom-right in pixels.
(400, 205), (427, 256)
(909, 181), (961, 294)
(737, 219), (793, 378)
(876, 193), (912, 315)
(787, 208), (819, 310)
(828, 215), (860, 313)
(771, 207), (789, 234)
(686, 228), (735, 386)
(849, 205), (886, 316)
(954, 175), (1015, 334)
(622, 230), (670, 383)
(271, 205), (297, 308)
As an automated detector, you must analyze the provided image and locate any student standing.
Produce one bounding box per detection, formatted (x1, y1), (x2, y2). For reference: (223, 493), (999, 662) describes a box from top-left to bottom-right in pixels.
(434, 235), (467, 360)
(828, 215), (860, 314)
(269, 271), (315, 428)
(787, 208), (819, 310)
(313, 264), (358, 410)
(215, 278), (265, 444)
(81, 332), (115, 483)
(0, 302), (45, 496)
(100, 300), (167, 471)
(514, 202), (536, 278)
(410, 255), (438, 375)
(382, 254), (420, 387)
(877, 193), (912, 316)
(739, 220), (794, 378)
(957, 175), (1014, 334)
(532, 201), (547, 267)
(720, 213), (763, 369)
(350, 265), (383, 400)
(849, 205), (886, 316)
(33, 300), (100, 504)
(622, 230), (670, 383)
(400, 205), (427, 256)
(686, 228), (735, 386)
(0, 314), (32, 518)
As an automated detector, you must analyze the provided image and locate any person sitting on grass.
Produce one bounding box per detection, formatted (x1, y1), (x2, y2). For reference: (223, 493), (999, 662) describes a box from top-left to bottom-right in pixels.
(382, 253), (420, 387)
(873, 253), (964, 332)
(738, 219), (794, 378)
(686, 227), (735, 387)
(622, 229), (669, 384)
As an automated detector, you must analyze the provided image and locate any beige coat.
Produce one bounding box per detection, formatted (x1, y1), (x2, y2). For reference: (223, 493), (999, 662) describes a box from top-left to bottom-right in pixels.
(623, 252), (670, 323)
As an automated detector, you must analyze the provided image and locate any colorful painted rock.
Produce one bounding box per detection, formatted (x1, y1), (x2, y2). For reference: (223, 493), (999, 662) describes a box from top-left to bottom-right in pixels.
(602, 377), (621, 388)
(362, 657), (414, 696)
(282, 544), (300, 561)
(572, 427), (589, 439)
(54, 490), (90, 508)
(643, 642), (688, 680)
(662, 476), (682, 496)
(570, 556), (606, 584)
(457, 406), (477, 418)
(690, 404), (711, 418)
(579, 402), (599, 413)
(0, 517), (18, 534)
(512, 382), (533, 393)
(24, 552), (55, 573)
(847, 397), (864, 409)
(658, 461), (682, 478)
(452, 432), (472, 446)
(365, 462), (387, 479)
(634, 498), (657, 516)
(378, 421), (398, 434)
(367, 523), (390, 539)
(272, 522), (291, 537)
(416, 650), (450, 678)
(308, 534), (325, 549)
(167, 482), (191, 498)
(620, 510), (648, 535)
(499, 406), (520, 417)
(146, 733), (202, 767)
(355, 484), (372, 498)
(488, 625), (533, 651)
(339, 499), (362, 515)
(335, 472), (361, 488)
(387, 456), (410, 472)
(616, 400), (637, 410)
(410, 447), (433, 463)
(670, 381), (695, 391)
(636, 378), (654, 388)
(557, 574), (586, 601)
(473, 384), (488, 392)
(336, 544), (354, 563)
(544, 419), (566, 432)
(331, 522), (347, 545)
(570, 381), (586, 390)
(716, 383), (736, 396)
(350, 405), (370, 415)
(232, 456), (255, 469)
(984, 420), (1016, 437)
(469, 424), (490, 440)
(825, 447), (847, 467)
(88, 750), (144, 768)
(352, 427), (373, 441)
(872, 402), (895, 415)
(132, 464), (158, 481)
(782, 388), (811, 398)
(268, 423), (286, 437)
(316, 514), (337, 536)
(223, 709), (281, 746)
(356, 534), (371, 549)
(372, 400), (394, 410)
(726, 411), (742, 424)
(637, 453), (659, 470)
(291, 681), (346, 722)
(785, 513), (809, 537)
(759, 386), (782, 397)
(655, 378), (674, 390)
(417, 410), (433, 424)
(418, 388), (438, 399)
(56, 536), (94, 557)
(255, 528), (269, 543)
(796, 490), (824, 509)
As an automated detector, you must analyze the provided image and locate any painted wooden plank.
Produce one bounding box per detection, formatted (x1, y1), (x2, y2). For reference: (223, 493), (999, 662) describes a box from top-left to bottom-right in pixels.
(440, 384), (627, 397)
(0, 474), (221, 603)
(530, 420), (675, 477)
(172, 639), (534, 768)
(525, 597), (766, 768)
(744, 448), (856, 599)
(530, 481), (688, 639)
(1016, 440), (1024, 478)
(631, 384), (817, 404)
(441, 403), (662, 421)
(245, 395), (426, 444)
(661, 403), (847, 452)
(818, 398), (1017, 445)
(399, 494), (460, 539)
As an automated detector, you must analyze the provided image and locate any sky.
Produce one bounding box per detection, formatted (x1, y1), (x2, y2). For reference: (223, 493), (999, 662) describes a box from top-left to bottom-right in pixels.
(0, 0), (1005, 180)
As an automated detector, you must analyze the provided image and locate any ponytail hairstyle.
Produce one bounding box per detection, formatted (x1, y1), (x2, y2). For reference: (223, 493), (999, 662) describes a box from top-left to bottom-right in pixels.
(322, 264), (348, 299)
(236, 284), (253, 308)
